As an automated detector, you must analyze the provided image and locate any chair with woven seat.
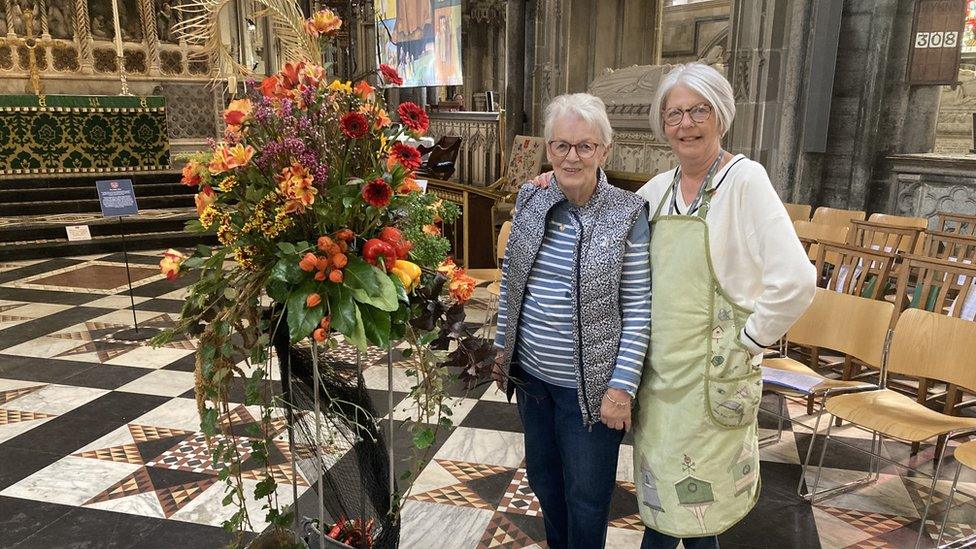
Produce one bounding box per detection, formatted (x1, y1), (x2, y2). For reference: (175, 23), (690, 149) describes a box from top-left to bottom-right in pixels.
(807, 308), (976, 549)
(919, 439), (976, 548)
(760, 288), (891, 494)
(811, 206), (866, 228)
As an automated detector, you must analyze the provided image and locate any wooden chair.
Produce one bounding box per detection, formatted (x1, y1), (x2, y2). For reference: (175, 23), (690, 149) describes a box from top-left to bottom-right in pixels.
(415, 136), (462, 180)
(847, 219), (923, 256)
(793, 220), (849, 263)
(814, 241), (897, 300)
(810, 308), (976, 549)
(937, 211), (976, 236)
(784, 203), (812, 223)
(889, 254), (976, 456)
(921, 230), (976, 263)
(466, 221), (511, 339)
(811, 206), (866, 228)
(761, 289), (890, 497)
(866, 213), (928, 254)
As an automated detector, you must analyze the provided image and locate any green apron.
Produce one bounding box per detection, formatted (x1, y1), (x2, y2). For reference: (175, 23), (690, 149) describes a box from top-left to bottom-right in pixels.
(633, 167), (761, 537)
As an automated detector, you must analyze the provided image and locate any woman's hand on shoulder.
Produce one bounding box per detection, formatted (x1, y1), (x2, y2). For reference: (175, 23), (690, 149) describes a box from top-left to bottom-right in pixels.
(528, 171), (554, 189)
(600, 388), (633, 431)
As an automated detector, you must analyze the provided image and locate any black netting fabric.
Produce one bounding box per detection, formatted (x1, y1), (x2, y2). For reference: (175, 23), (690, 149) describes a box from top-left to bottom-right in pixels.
(272, 324), (399, 549)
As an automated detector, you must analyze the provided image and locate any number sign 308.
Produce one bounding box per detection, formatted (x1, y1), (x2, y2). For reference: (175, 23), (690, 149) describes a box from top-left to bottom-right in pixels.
(915, 31), (959, 48)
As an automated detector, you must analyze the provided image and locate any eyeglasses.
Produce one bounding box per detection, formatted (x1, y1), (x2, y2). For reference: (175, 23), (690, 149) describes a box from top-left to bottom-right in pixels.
(547, 140), (602, 159)
(662, 103), (713, 126)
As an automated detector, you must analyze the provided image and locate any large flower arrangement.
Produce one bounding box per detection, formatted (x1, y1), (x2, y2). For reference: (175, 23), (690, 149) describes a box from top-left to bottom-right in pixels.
(154, 8), (493, 545)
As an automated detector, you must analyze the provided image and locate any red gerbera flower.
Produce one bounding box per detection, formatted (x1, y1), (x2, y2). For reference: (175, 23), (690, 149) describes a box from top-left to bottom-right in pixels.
(378, 64), (403, 86)
(362, 178), (392, 208)
(397, 102), (429, 135)
(389, 142), (422, 170)
(340, 112), (369, 139)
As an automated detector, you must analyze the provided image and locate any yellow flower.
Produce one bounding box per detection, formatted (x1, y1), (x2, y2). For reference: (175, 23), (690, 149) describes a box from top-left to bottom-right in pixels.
(327, 79), (353, 95)
(217, 176), (237, 193)
(199, 204), (219, 229)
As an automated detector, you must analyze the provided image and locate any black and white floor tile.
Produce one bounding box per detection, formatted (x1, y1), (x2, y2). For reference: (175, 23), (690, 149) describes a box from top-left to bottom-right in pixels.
(1, 251), (975, 548)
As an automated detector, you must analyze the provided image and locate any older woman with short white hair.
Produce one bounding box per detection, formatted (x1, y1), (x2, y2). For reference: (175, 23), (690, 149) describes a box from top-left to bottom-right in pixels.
(493, 92), (651, 548)
(631, 63), (815, 549)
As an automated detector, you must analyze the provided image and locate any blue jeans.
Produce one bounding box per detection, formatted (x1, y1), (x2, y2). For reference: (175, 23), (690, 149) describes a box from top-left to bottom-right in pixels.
(641, 528), (720, 549)
(514, 370), (624, 549)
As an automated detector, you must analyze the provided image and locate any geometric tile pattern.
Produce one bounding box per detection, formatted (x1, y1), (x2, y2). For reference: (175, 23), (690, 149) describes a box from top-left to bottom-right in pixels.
(477, 511), (537, 548)
(496, 469), (542, 517)
(820, 507), (913, 536)
(73, 444), (145, 465)
(0, 408), (56, 424)
(3, 250), (976, 547)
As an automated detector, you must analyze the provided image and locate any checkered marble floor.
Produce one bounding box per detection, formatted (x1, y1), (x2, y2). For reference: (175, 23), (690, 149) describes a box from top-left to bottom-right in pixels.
(1, 252), (975, 548)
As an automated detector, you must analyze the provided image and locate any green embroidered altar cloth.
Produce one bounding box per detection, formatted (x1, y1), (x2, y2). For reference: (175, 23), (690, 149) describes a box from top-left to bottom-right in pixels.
(0, 95), (170, 176)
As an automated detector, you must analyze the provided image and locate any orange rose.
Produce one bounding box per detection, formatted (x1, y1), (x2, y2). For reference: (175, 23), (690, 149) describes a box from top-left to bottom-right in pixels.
(181, 160), (202, 187)
(448, 271), (476, 304)
(159, 248), (187, 280)
(224, 98), (253, 127)
(195, 185), (216, 215)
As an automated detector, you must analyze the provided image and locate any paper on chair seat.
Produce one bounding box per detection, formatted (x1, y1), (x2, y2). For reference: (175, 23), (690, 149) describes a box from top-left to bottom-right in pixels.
(761, 366), (824, 394)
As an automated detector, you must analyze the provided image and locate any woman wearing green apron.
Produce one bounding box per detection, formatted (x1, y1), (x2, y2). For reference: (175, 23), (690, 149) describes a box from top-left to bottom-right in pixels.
(632, 63), (816, 548)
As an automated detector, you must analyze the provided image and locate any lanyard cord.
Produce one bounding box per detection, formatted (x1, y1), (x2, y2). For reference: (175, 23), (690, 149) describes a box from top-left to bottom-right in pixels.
(668, 149), (724, 216)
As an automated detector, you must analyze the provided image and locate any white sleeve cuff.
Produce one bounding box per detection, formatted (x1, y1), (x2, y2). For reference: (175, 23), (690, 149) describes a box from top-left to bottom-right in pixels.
(739, 328), (767, 356)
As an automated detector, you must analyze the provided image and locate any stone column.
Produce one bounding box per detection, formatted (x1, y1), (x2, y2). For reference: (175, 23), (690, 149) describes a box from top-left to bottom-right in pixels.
(140, 0), (161, 74)
(5, 0), (15, 38)
(37, 0), (49, 39)
(75, 0), (94, 73)
(504, 0), (525, 150)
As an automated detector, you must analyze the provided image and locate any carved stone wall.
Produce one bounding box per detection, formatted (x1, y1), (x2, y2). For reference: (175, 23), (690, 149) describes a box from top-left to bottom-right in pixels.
(660, 0), (730, 65)
(934, 67), (976, 155)
(889, 154), (976, 228)
(426, 112), (501, 187)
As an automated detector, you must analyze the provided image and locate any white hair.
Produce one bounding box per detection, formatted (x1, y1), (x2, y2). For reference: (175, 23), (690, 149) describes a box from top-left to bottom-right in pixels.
(543, 93), (613, 145)
(650, 62), (736, 141)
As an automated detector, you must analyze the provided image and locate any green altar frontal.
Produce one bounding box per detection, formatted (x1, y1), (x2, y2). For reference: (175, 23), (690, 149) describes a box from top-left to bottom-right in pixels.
(0, 95), (170, 176)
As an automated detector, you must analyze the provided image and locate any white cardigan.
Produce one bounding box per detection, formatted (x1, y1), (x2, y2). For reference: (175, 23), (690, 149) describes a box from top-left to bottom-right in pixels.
(636, 154), (816, 355)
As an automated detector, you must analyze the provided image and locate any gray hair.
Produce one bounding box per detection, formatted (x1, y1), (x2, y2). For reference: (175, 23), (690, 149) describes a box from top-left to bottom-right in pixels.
(543, 93), (613, 145)
(650, 62), (736, 141)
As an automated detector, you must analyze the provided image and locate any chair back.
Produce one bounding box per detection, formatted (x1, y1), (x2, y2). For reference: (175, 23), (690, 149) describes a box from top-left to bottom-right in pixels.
(849, 220), (924, 256)
(937, 211), (976, 236)
(867, 213), (928, 229)
(887, 308), (976, 392)
(793, 220), (849, 262)
(891, 254), (976, 323)
(922, 230), (976, 263)
(784, 203), (812, 223)
(811, 206), (866, 228)
(787, 288), (893, 369)
(424, 136), (462, 166)
(815, 241), (897, 299)
(496, 221), (512, 263)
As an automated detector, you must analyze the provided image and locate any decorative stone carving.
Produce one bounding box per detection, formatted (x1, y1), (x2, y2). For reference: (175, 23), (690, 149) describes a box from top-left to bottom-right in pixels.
(427, 112), (501, 186)
(46, 0), (72, 39)
(159, 83), (219, 140)
(934, 67), (976, 155)
(889, 154), (976, 227)
(51, 45), (78, 71)
(139, 0), (160, 73)
(74, 0), (93, 72)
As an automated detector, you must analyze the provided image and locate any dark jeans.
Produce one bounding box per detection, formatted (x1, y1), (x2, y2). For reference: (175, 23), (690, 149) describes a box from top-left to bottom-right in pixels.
(641, 528), (720, 549)
(514, 370), (624, 549)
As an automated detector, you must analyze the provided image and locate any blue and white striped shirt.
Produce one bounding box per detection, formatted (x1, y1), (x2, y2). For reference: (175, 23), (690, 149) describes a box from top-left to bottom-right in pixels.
(494, 201), (651, 396)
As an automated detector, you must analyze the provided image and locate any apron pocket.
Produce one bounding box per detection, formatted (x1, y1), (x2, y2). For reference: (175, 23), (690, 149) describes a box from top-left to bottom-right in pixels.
(704, 369), (762, 430)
